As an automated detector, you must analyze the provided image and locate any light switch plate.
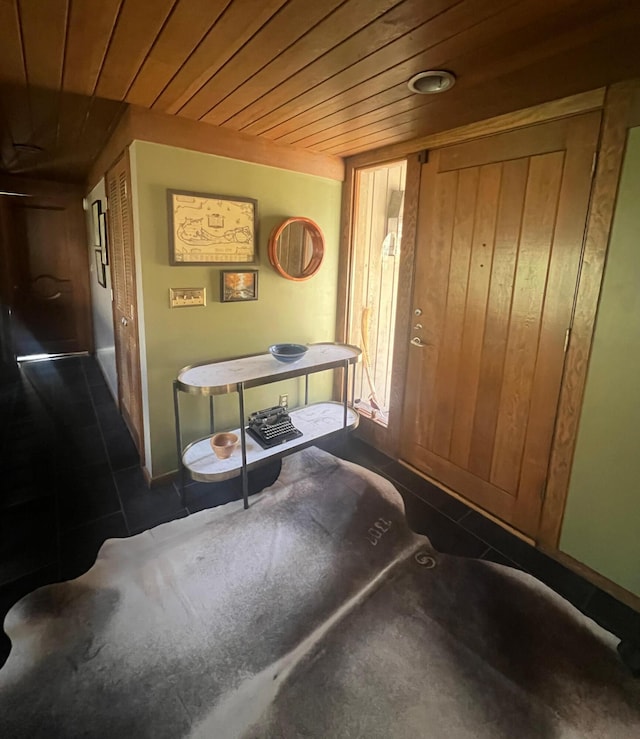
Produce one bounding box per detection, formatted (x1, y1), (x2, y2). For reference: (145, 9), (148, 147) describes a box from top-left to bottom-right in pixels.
(169, 287), (206, 308)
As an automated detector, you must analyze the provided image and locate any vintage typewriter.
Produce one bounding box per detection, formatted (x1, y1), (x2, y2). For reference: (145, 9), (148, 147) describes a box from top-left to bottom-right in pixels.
(246, 405), (303, 449)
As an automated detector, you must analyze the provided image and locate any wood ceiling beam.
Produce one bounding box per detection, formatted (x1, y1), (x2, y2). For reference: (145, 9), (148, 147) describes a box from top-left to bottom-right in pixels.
(87, 105), (344, 190)
(344, 87), (606, 168)
(87, 106), (135, 191)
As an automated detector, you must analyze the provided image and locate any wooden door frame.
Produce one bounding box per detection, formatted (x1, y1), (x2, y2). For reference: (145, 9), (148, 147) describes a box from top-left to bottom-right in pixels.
(336, 80), (640, 552)
(538, 80), (640, 549)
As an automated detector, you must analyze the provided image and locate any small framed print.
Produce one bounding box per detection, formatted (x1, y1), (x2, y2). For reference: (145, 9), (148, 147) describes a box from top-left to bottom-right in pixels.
(91, 200), (102, 246)
(220, 270), (258, 302)
(99, 211), (109, 265)
(167, 189), (257, 265)
(95, 249), (106, 288)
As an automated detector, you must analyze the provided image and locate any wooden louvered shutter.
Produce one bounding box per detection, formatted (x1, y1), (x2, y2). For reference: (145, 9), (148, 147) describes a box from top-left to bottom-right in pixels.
(106, 152), (144, 462)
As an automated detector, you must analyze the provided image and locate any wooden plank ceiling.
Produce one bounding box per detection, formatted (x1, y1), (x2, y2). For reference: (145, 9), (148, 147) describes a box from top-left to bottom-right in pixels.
(1, 0), (639, 182)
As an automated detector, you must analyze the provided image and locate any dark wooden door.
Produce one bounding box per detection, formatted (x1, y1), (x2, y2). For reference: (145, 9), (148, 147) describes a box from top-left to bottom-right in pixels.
(106, 152), (144, 461)
(401, 112), (600, 537)
(0, 189), (90, 356)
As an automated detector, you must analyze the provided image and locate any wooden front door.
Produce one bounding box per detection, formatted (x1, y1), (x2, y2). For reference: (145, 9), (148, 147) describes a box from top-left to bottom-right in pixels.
(401, 112), (600, 537)
(106, 152), (144, 461)
(0, 190), (90, 356)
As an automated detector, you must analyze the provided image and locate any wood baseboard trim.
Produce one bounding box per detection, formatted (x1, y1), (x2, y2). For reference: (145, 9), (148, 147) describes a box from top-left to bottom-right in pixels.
(397, 461), (640, 613)
(142, 467), (179, 489)
(541, 548), (640, 614)
(397, 459), (535, 547)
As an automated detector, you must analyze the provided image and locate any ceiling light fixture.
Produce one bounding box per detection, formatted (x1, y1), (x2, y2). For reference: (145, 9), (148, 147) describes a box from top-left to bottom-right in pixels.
(407, 70), (456, 94)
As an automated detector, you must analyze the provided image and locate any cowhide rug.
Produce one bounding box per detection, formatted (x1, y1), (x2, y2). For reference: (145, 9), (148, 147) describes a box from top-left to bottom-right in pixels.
(1, 447), (639, 738)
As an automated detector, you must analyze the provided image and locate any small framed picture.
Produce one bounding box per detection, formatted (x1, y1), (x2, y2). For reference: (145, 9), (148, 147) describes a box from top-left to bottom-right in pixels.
(99, 211), (109, 265)
(91, 200), (102, 246)
(95, 249), (106, 288)
(220, 270), (258, 302)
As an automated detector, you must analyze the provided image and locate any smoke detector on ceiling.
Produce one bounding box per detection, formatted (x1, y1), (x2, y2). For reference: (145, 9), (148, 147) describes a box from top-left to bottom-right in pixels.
(407, 70), (456, 94)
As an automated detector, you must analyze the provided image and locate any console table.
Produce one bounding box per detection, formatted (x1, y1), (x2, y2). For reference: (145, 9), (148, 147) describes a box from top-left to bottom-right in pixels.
(173, 343), (362, 508)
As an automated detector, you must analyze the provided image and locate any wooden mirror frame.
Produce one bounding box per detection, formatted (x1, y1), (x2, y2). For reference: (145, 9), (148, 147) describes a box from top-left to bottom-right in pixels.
(268, 217), (325, 281)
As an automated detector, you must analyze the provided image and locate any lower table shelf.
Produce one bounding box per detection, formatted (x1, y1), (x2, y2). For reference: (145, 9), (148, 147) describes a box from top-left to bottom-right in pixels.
(182, 401), (359, 482)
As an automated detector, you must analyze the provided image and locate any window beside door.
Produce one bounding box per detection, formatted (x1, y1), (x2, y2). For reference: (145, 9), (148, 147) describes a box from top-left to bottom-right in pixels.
(347, 160), (406, 427)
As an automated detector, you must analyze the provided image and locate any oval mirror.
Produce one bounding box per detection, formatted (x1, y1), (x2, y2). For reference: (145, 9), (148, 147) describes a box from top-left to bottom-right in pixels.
(268, 217), (324, 281)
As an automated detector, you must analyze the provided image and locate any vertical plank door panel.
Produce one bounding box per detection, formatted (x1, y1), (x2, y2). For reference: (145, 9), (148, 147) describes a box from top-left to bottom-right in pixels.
(490, 151), (564, 494)
(468, 157), (528, 480)
(513, 110), (601, 532)
(430, 166), (478, 459)
(403, 161), (457, 447)
(449, 163), (501, 468)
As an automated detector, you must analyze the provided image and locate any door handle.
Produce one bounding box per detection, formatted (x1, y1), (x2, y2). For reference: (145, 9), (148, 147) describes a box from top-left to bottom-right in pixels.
(411, 337), (426, 347)
(121, 317), (128, 326)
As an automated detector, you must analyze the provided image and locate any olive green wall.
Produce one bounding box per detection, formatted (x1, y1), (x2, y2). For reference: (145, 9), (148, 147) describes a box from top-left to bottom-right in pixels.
(130, 141), (343, 476)
(560, 126), (640, 597)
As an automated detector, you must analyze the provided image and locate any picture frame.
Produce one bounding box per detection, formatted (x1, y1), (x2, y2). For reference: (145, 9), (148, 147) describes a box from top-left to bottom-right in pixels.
(91, 200), (102, 247)
(220, 270), (259, 303)
(99, 211), (109, 265)
(167, 189), (258, 265)
(94, 249), (106, 288)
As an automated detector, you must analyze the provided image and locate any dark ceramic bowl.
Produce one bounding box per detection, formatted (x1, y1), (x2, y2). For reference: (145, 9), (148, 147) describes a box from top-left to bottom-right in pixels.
(269, 343), (309, 364)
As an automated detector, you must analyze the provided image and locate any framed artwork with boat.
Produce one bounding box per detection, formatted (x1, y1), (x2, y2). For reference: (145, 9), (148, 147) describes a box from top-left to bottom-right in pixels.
(167, 189), (258, 265)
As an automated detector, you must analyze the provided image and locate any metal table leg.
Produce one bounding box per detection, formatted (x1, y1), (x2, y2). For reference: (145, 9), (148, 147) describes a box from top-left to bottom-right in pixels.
(342, 359), (349, 427)
(209, 396), (215, 434)
(173, 381), (186, 508)
(238, 382), (249, 509)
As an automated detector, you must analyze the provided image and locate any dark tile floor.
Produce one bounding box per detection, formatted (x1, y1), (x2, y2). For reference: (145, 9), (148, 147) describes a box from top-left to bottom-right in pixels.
(1, 356), (639, 672)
